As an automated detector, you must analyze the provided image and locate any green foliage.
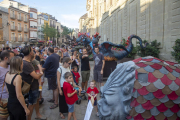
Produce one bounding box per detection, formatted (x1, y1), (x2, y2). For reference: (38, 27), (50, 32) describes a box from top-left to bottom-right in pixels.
(42, 23), (57, 41)
(137, 40), (161, 58)
(127, 46), (138, 58)
(171, 39), (180, 63)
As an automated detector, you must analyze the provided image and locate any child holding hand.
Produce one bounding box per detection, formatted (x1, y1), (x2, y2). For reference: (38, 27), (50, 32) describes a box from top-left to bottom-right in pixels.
(87, 80), (99, 116)
(63, 72), (78, 120)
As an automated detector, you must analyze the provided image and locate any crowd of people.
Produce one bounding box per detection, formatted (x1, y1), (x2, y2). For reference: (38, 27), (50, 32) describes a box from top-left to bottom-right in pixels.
(0, 44), (105, 120)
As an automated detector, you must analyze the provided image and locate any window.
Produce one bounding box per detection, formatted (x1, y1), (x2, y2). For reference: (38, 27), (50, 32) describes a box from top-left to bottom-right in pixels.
(19, 13), (21, 18)
(30, 13), (33, 18)
(18, 23), (21, 28)
(40, 18), (41, 24)
(25, 15), (27, 20)
(11, 33), (15, 41)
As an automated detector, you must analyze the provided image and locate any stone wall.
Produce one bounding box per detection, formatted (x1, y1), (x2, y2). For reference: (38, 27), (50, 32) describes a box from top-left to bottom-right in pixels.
(83, 0), (180, 61)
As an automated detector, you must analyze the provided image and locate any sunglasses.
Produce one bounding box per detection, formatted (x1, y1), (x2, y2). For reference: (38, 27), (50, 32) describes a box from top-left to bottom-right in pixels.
(68, 62), (71, 65)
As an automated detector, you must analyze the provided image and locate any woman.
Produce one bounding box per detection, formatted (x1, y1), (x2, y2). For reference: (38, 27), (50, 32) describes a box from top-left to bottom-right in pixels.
(70, 50), (79, 71)
(57, 57), (71, 119)
(35, 47), (41, 62)
(5, 56), (30, 120)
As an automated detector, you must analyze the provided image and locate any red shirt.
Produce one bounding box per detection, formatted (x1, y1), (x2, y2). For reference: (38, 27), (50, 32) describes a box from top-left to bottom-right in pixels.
(63, 82), (78, 105)
(87, 87), (99, 100)
(73, 71), (80, 83)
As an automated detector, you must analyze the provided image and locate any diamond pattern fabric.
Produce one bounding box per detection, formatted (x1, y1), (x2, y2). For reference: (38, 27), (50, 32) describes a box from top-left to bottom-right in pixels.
(128, 57), (180, 120)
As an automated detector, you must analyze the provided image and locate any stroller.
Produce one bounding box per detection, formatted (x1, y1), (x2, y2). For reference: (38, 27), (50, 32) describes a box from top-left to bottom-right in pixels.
(71, 71), (87, 104)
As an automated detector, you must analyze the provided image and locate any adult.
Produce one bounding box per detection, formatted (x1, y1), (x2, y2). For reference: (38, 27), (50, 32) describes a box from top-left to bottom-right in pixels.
(93, 46), (105, 90)
(0, 50), (14, 120)
(62, 45), (70, 58)
(54, 47), (59, 54)
(70, 50), (79, 70)
(21, 46), (45, 120)
(35, 47), (41, 62)
(42, 47), (59, 109)
(5, 56), (30, 120)
(80, 48), (90, 91)
(57, 57), (81, 119)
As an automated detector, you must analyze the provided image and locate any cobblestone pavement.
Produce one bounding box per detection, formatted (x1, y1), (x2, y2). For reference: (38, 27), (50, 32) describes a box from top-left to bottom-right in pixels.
(32, 62), (101, 120)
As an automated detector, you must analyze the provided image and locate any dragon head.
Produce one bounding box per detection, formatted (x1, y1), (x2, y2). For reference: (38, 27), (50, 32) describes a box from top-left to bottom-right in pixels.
(98, 61), (136, 120)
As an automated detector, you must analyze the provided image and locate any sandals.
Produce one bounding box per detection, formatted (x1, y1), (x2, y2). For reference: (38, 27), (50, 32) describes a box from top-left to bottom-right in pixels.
(49, 104), (58, 109)
(47, 99), (54, 103)
(60, 113), (65, 119)
(39, 98), (44, 105)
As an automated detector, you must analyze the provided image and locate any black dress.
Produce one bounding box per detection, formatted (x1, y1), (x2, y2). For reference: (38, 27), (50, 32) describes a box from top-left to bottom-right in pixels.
(59, 87), (68, 113)
(6, 74), (26, 120)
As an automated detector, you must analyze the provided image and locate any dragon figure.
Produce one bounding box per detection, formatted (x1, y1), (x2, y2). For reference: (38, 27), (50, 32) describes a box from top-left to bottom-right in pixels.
(98, 56), (180, 120)
(75, 32), (148, 61)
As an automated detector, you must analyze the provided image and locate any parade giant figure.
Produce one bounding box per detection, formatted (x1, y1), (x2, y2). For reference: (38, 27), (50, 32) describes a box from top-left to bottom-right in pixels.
(98, 56), (180, 120)
(76, 32), (147, 61)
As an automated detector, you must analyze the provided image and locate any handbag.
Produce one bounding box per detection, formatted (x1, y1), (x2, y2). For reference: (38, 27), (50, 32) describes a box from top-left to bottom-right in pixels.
(0, 73), (9, 118)
(21, 78), (34, 95)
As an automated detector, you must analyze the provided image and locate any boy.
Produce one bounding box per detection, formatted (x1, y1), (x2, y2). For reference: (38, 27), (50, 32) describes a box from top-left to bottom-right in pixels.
(87, 80), (99, 116)
(72, 66), (80, 85)
(63, 72), (78, 120)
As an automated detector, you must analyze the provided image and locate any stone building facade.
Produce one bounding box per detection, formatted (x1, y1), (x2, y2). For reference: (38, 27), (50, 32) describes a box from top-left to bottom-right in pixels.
(80, 0), (180, 61)
(0, 6), (9, 48)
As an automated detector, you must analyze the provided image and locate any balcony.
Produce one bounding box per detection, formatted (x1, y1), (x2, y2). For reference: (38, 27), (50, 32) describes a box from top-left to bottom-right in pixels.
(18, 37), (22, 41)
(11, 25), (16, 31)
(18, 27), (23, 32)
(24, 28), (29, 33)
(10, 14), (16, 19)
(24, 38), (28, 42)
(11, 37), (17, 42)
(17, 16), (23, 21)
(24, 18), (28, 23)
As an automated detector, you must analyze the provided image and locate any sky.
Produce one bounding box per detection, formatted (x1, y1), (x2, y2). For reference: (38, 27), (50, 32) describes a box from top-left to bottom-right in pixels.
(0, 0), (87, 28)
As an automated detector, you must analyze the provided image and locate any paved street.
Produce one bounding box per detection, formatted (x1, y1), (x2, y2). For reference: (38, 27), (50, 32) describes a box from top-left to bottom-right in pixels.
(32, 62), (101, 120)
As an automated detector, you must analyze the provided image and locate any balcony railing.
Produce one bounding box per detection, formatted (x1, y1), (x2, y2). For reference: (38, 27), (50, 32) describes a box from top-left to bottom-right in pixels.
(24, 18), (28, 22)
(18, 16), (23, 21)
(10, 14), (16, 19)
(18, 37), (22, 41)
(18, 27), (22, 31)
(24, 38), (28, 42)
(11, 37), (17, 42)
(11, 25), (16, 30)
(24, 28), (28, 33)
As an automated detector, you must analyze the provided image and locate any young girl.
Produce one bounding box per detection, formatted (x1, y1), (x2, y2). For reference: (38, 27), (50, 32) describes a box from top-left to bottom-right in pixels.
(87, 80), (99, 116)
(63, 72), (78, 120)
(72, 66), (80, 85)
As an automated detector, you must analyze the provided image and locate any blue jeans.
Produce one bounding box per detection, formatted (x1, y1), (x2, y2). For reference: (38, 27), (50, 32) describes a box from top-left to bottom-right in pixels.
(88, 99), (97, 106)
(28, 89), (39, 105)
(67, 104), (74, 113)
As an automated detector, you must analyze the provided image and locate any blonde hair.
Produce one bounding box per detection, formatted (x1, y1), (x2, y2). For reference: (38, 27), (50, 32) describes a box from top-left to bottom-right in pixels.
(9, 56), (23, 74)
(91, 80), (96, 84)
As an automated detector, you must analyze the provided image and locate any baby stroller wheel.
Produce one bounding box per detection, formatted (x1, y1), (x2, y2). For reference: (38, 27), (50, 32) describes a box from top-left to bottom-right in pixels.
(76, 99), (81, 105)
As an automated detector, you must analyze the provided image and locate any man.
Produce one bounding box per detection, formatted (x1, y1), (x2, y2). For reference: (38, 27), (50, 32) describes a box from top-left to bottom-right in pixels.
(93, 46), (105, 90)
(42, 47), (59, 109)
(0, 50), (14, 119)
(21, 46), (45, 120)
(80, 48), (90, 92)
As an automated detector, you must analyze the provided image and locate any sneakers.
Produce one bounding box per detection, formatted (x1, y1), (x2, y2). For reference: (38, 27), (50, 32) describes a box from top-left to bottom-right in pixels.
(96, 112), (99, 117)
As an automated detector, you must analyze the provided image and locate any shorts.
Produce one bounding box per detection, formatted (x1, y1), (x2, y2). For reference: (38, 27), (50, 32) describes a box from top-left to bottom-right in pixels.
(67, 104), (74, 113)
(81, 71), (90, 82)
(88, 99), (97, 106)
(94, 70), (103, 83)
(28, 89), (39, 105)
(47, 76), (57, 90)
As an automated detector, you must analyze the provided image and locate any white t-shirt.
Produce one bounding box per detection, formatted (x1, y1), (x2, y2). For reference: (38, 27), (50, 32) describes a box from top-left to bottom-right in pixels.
(58, 66), (70, 87)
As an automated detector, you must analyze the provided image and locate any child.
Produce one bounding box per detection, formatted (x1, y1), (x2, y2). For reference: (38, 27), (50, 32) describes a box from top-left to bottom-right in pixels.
(87, 80), (99, 116)
(72, 66), (80, 85)
(31, 56), (43, 91)
(63, 72), (78, 120)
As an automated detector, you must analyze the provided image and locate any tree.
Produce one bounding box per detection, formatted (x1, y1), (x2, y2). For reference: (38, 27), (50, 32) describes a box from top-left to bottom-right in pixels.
(61, 26), (70, 37)
(42, 23), (57, 45)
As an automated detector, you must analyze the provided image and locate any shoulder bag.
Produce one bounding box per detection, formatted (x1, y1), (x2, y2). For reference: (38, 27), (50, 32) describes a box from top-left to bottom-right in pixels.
(0, 73), (9, 118)
(21, 77), (34, 95)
